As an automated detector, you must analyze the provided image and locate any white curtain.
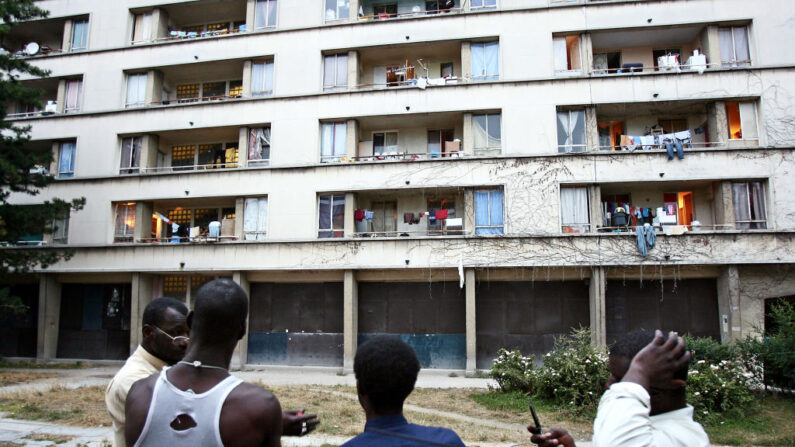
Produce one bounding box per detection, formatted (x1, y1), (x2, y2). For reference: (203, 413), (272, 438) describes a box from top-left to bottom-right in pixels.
(733, 182), (766, 229)
(471, 42), (499, 81)
(244, 198), (268, 240)
(487, 114), (501, 148)
(65, 80), (81, 111)
(126, 74), (147, 106)
(560, 187), (589, 232)
(324, 54), (347, 90)
(733, 27), (750, 66)
(59, 142), (75, 177)
(255, 0), (277, 28)
(739, 102), (758, 140)
(251, 61), (273, 96)
(115, 204), (135, 238)
(333, 122), (346, 155)
(720, 27), (749, 67)
(473, 114), (487, 149)
(557, 110), (584, 151)
(553, 37), (568, 72)
(321, 123), (334, 156)
(71, 19), (88, 50)
(485, 42), (499, 80)
(120, 137), (141, 172)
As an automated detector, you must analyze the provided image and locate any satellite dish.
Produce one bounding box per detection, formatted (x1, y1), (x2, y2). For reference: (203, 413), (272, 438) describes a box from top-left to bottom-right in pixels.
(24, 42), (40, 55)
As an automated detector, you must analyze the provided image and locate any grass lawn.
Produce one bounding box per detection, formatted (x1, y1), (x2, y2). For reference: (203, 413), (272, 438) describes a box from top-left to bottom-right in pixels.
(0, 371), (58, 387)
(0, 360), (90, 370)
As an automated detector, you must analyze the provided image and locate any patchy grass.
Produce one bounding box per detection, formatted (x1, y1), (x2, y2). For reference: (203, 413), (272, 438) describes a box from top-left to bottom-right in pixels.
(24, 433), (75, 444)
(0, 442), (23, 447)
(0, 385), (110, 427)
(0, 371), (58, 386)
(0, 360), (90, 370)
(704, 395), (795, 446)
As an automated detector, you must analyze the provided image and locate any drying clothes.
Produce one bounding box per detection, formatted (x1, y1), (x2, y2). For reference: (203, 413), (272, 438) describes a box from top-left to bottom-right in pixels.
(364, 210), (374, 222)
(635, 225), (657, 257)
(644, 224), (656, 250)
(404, 213), (415, 224)
(642, 208), (650, 218)
(620, 135), (638, 150)
(674, 130), (692, 144)
(639, 136), (656, 150)
(171, 223), (179, 233)
(208, 221), (221, 238)
(354, 209), (365, 222)
(436, 209), (449, 219)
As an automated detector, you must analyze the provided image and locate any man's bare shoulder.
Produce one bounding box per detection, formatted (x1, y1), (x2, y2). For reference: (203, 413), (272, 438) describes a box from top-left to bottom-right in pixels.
(220, 382), (283, 447)
(226, 382), (281, 416)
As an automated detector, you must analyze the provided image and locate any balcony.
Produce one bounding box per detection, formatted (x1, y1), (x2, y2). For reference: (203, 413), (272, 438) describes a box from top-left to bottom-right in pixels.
(115, 198), (239, 244)
(1, 15), (88, 57)
(131, 1), (247, 45)
(354, 0), (463, 22)
(4, 76), (82, 119)
(352, 188), (468, 237)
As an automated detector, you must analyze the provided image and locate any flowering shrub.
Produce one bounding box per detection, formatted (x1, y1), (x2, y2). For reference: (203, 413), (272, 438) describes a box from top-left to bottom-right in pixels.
(488, 348), (534, 393)
(686, 358), (756, 423)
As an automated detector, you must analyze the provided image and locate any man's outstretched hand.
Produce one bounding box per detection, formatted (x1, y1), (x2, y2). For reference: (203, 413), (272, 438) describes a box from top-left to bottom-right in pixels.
(622, 330), (691, 391)
(282, 410), (319, 436)
(528, 427), (576, 447)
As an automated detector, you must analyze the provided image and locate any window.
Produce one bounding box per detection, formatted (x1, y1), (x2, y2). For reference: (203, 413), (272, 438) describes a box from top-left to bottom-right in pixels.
(475, 189), (504, 234)
(370, 201), (397, 234)
(251, 61), (274, 97)
(725, 102), (758, 141)
(52, 211), (69, 244)
(470, 0), (497, 11)
(70, 19), (89, 51)
(427, 129), (455, 157)
(114, 203), (136, 242)
(248, 127), (271, 165)
(177, 83), (200, 102)
(471, 41), (499, 81)
(373, 132), (398, 155)
(255, 0), (278, 29)
(325, 0), (350, 21)
(244, 197), (268, 240)
(229, 81), (243, 98)
(321, 122), (347, 162)
(553, 36), (581, 75)
(169, 142), (239, 171)
(732, 182), (767, 230)
(318, 194), (345, 238)
(472, 113), (501, 154)
(557, 110), (586, 153)
(120, 137), (142, 174)
(171, 145), (195, 171)
(64, 80), (82, 113)
(58, 142), (76, 178)
(373, 4), (398, 19)
(719, 26), (750, 67)
(323, 54), (348, 92)
(126, 73), (147, 108)
(201, 82), (225, 99)
(175, 81), (240, 102)
(132, 13), (152, 43)
(560, 187), (590, 233)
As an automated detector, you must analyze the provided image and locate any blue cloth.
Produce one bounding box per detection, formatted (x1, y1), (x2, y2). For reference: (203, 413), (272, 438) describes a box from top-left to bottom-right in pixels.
(636, 226), (648, 257)
(341, 414), (465, 447)
(645, 225), (656, 250)
(635, 225), (657, 257)
(665, 139), (684, 160)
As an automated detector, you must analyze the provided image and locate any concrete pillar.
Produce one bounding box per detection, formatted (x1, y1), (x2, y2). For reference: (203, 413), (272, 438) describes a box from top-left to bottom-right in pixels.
(700, 25), (721, 68)
(465, 268), (476, 373)
(37, 275), (61, 361)
(242, 61), (253, 97)
(61, 19), (73, 52)
(347, 50), (359, 88)
(463, 189), (475, 234)
(49, 142), (60, 174)
(55, 80), (67, 113)
(232, 271), (251, 369)
(588, 185), (601, 231)
(134, 201), (153, 241)
(140, 135), (159, 173)
(714, 181), (735, 229)
(146, 70), (164, 105)
(344, 192), (356, 237)
(589, 267), (607, 347)
(707, 101), (728, 148)
(462, 113), (473, 155)
(461, 42), (471, 81)
(717, 266), (742, 342)
(585, 106), (599, 151)
(349, 0), (360, 22)
(130, 273), (155, 352)
(343, 270), (358, 372)
(238, 127), (249, 167)
(235, 198), (245, 239)
(151, 8), (169, 41)
(346, 119), (359, 159)
(580, 33), (593, 75)
(245, 0), (256, 30)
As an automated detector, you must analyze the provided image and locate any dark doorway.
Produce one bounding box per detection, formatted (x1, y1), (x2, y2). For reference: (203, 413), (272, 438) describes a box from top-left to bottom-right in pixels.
(0, 283), (39, 357)
(57, 283), (131, 360)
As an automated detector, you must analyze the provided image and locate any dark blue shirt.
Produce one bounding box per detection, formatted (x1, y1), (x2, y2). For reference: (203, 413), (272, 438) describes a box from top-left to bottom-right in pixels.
(341, 414), (465, 447)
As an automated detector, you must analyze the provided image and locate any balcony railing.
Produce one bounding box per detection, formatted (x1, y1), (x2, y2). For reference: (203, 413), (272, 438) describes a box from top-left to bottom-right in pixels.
(140, 161), (242, 173)
(356, 6), (463, 22)
(355, 228), (469, 237)
(588, 61), (742, 76)
(136, 236), (238, 243)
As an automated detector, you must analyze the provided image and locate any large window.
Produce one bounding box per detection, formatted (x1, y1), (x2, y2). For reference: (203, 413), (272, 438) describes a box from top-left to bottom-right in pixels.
(427, 129), (455, 157)
(560, 186), (590, 233)
(470, 0), (497, 11)
(52, 211), (69, 244)
(251, 61), (274, 97)
(323, 54), (348, 92)
(175, 80), (242, 102)
(321, 122), (347, 162)
(64, 80), (82, 113)
(472, 113), (501, 155)
(244, 197), (268, 241)
(255, 0), (278, 29)
(471, 41), (499, 82)
(126, 73), (147, 108)
(171, 142), (239, 171)
(719, 26), (750, 68)
(553, 36), (582, 75)
(70, 19), (89, 51)
(114, 203), (136, 242)
(120, 137), (142, 174)
(475, 189), (504, 235)
(373, 131), (398, 155)
(732, 182), (767, 230)
(325, 0), (350, 21)
(318, 194), (345, 238)
(725, 102), (758, 141)
(248, 127), (271, 166)
(131, 12), (153, 43)
(58, 142), (76, 178)
(557, 110), (586, 153)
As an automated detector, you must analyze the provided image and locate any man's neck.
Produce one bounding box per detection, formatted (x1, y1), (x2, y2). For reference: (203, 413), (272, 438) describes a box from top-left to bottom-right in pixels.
(180, 343), (235, 370)
(365, 407), (403, 421)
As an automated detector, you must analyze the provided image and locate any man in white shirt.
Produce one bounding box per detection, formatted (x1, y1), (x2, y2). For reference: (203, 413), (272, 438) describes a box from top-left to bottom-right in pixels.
(105, 297), (190, 447)
(529, 330), (710, 447)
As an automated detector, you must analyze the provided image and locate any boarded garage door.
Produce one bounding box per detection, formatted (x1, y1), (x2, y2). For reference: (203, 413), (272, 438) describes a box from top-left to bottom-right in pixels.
(57, 284), (131, 360)
(605, 278), (720, 345)
(476, 281), (589, 369)
(0, 283), (39, 358)
(248, 283), (343, 366)
(358, 282), (465, 369)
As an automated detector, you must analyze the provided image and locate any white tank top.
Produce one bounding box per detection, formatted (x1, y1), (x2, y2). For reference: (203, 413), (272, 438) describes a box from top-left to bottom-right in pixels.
(133, 367), (243, 447)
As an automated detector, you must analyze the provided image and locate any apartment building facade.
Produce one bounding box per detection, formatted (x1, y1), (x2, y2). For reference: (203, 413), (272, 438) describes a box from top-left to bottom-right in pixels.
(2, 0), (794, 371)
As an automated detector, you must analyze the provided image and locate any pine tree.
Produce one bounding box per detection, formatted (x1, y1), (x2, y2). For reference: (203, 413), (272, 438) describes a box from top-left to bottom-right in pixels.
(0, 0), (85, 317)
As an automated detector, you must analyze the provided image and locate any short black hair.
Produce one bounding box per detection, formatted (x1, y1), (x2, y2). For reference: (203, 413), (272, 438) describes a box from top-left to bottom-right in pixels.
(192, 278), (248, 344)
(610, 330), (689, 381)
(354, 335), (420, 414)
(142, 297), (188, 327)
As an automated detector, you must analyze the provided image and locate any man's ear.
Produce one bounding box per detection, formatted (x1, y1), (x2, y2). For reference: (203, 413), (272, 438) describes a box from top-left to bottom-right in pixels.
(141, 324), (155, 341)
(186, 311), (194, 330)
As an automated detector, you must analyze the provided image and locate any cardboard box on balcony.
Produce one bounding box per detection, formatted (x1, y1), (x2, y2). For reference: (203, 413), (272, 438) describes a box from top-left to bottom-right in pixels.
(444, 141), (461, 154)
(221, 218), (235, 236)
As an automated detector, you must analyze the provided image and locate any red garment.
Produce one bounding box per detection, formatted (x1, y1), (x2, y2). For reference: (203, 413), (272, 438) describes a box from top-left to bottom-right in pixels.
(435, 209), (449, 219)
(354, 209), (365, 222)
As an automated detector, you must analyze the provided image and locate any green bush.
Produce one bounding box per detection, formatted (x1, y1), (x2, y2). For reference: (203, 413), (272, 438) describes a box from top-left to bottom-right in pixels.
(686, 357), (756, 423)
(488, 348), (534, 393)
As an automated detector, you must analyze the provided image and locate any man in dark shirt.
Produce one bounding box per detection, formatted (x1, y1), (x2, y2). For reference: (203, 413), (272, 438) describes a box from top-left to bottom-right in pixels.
(342, 335), (465, 447)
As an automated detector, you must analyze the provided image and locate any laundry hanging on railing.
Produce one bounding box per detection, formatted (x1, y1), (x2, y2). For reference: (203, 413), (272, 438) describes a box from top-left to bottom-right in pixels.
(619, 129), (697, 150)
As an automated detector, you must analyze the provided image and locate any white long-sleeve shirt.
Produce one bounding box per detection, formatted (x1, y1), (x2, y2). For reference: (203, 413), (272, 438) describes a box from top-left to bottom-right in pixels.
(592, 382), (710, 447)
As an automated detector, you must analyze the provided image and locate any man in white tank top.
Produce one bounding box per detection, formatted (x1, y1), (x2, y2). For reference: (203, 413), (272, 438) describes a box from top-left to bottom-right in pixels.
(125, 279), (319, 446)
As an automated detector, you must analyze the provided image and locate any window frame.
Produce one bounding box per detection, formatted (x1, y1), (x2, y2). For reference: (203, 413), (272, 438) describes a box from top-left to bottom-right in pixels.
(324, 0), (350, 22)
(318, 193), (346, 238)
(471, 41), (500, 82)
(320, 122), (347, 162)
(254, 0), (278, 29)
(474, 189), (504, 235)
(719, 26), (751, 68)
(732, 181), (767, 230)
(472, 113), (501, 155)
(57, 141), (76, 179)
(125, 73), (148, 108)
(120, 136), (143, 174)
(557, 109), (587, 153)
(70, 18), (89, 51)
(52, 211), (70, 244)
(560, 186), (591, 233)
(372, 131), (399, 155)
(323, 53), (349, 92)
(64, 79), (82, 113)
(114, 203), (136, 243)
(251, 60), (275, 97)
(247, 127), (271, 166)
(725, 101), (759, 141)
(470, 0), (497, 11)
(243, 197), (269, 240)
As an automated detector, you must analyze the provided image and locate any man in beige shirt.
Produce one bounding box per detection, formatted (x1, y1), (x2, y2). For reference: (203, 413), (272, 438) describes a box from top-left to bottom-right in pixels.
(105, 297), (189, 447)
